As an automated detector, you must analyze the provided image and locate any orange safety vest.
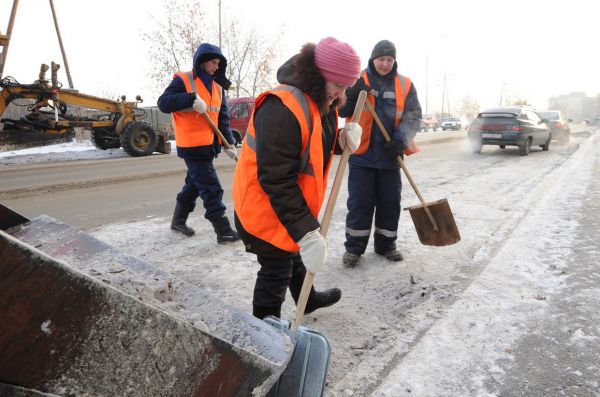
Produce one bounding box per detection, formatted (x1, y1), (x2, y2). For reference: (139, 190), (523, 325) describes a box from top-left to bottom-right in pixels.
(233, 85), (336, 252)
(349, 71), (420, 156)
(171, 71), (223, 147)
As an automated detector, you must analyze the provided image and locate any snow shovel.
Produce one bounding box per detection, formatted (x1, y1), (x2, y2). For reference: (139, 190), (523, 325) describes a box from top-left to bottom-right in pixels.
(202, 113), (238, 161)
(364, 100), (460, 246)
(265, 91), (369, 397)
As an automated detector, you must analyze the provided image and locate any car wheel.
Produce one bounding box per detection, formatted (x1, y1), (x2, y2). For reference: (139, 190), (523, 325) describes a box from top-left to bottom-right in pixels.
(541, 136), (551, 151)
(499, 145), (506, 149)
(519, 138), (531, 156)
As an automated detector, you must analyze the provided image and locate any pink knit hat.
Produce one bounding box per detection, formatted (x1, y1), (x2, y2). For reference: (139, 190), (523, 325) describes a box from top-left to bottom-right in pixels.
(314, 37), (361, 87)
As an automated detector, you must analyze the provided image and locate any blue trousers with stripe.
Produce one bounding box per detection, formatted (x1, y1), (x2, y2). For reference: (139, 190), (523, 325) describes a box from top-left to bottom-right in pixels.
(176, 158), (226, 221)
(344, 164), (402, 255)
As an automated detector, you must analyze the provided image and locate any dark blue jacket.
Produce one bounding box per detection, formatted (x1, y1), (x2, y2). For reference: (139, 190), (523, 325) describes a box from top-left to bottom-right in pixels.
(339, 66), (422, 169)
(157, 43), (235, 159)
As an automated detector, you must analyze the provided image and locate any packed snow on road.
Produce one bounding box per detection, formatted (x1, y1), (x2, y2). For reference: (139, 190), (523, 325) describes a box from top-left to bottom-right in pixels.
(2, 129), (599, 396)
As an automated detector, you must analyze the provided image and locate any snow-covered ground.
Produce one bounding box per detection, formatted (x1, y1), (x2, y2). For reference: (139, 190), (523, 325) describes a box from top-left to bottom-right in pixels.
(3, 129), (599, 396)
(0, 139), (176, 165)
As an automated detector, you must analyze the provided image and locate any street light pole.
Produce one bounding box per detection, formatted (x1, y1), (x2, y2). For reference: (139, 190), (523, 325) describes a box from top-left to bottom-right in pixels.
(441, 73), (446, 120)
(425, 55), (429, 115)
(218, 0), (222, 48)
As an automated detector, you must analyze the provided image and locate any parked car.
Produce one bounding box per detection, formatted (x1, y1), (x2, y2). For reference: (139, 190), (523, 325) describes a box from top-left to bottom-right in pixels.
(467, 106), (552, 156)
(420, 114), (439, 132)
(441, 117), (463, 131)
(228, 97), (254, 146)
(538, 110), (571, 144)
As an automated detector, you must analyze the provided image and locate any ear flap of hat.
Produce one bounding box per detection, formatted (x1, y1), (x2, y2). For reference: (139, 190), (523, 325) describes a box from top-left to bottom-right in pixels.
(215, 73), (232, 90)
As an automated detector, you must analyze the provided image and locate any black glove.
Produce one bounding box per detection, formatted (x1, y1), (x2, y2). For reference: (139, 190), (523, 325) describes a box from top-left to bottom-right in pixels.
(382, 139), (406, 157)
(345, 78), (370, 102)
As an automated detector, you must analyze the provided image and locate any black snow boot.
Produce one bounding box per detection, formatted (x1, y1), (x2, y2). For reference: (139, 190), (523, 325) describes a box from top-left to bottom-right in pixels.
(170, 203), (195, 236)
(210, 213), (240, 244)
(342, 251), (361, 268)
(375, 248), (404, 262)
(304, 288), (342, 314)
(289, 261), (342, 314)
(253, 305), (281, 320)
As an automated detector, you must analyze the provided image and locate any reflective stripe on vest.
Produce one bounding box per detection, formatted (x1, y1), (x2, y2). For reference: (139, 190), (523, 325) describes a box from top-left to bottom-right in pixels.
(171, 71), (223, 147)
(349, 70), (420, 156)
(232, 85), (335, 252)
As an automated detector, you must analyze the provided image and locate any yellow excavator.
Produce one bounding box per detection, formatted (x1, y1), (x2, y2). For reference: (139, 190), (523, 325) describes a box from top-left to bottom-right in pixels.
(0, 63), (170, 156)
(0, 0), (170, 156)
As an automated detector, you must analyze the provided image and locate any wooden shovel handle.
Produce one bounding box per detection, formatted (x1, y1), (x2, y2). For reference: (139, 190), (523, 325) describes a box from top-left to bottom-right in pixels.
(364, 101), (438, 231)
(291, 90), (368, 330)
(202, 113), (238, 161)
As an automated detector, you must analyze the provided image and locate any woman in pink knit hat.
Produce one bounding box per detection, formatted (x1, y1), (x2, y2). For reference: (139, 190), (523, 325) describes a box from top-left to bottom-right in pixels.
(232, 37), (362, 320)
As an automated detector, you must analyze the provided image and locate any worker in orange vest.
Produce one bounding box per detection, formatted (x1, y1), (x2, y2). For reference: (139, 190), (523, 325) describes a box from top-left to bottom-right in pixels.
(233, 37), (362, 319)
(340, 40), (423, 268)
(158, 43), (239, 244)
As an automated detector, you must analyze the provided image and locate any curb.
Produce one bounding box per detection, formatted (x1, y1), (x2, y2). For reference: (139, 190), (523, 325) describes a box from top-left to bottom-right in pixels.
(212, 130), (468, 171)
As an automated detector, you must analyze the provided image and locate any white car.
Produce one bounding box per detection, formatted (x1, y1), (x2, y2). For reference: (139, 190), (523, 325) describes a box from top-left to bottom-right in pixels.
(441, 117), (464, 131)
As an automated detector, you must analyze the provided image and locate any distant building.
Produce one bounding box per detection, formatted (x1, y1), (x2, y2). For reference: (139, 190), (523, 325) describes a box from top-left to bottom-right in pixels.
(548, 92), (600, 122)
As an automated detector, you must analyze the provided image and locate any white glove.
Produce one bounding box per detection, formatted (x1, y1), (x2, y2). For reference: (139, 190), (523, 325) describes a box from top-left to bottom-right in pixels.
(192, 97), (207, 114)
(298, 229), (328, 273)
(224, 146), (237, 160)
(338, 122), (362, 153)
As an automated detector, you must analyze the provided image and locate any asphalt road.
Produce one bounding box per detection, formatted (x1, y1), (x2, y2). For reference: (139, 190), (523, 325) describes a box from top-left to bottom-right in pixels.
(0, 130), (461, 230)
(0, 153), (236, 230)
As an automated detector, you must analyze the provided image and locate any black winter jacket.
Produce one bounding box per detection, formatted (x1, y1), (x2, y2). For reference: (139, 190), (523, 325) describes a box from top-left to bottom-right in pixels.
(235, 50), (339, 257)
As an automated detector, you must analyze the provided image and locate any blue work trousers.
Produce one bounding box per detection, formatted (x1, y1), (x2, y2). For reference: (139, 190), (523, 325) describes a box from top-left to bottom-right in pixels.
(176, 158), (226, 221)
(344, 164), (402, 255)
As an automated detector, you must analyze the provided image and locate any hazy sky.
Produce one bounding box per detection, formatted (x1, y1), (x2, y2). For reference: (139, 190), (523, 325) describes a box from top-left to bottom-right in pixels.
(2, 0), (598, 113)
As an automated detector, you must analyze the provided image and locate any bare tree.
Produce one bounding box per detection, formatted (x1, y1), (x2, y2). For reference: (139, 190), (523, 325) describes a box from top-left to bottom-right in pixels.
(458, 96), (480, 120)
(512, 98), (530, 106)
(221, 20), (280, 97)
(143, 0), (281, 99)
(143, 0), (208, 94)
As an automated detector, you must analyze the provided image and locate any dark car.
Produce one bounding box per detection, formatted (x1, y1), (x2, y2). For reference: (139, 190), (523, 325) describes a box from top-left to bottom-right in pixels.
(228, 97), (254, 146)
(467, 106), (552, 155)
(538, 110), (571, 144)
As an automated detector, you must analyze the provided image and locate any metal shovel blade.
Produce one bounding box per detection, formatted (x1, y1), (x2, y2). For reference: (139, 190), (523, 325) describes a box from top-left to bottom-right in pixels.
(405, 198), (461, 246)
(1, 210), (293, 396)
(264, 316), (331, 397)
